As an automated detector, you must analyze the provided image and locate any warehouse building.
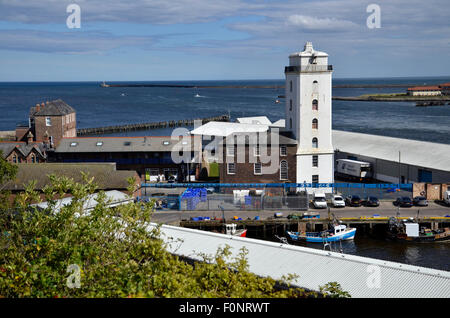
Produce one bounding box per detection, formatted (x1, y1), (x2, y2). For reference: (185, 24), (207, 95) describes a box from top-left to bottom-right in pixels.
(333, 130), (450, 183)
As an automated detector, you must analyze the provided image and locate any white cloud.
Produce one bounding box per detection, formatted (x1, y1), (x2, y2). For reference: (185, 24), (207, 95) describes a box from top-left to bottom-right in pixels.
(286, 15), (358, 31)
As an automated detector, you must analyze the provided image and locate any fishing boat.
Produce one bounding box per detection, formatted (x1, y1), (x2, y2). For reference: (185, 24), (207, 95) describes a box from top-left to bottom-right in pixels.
(287, 224), (356, 243)
(224, 223), (247, 237)
(387, 217), (450, 242)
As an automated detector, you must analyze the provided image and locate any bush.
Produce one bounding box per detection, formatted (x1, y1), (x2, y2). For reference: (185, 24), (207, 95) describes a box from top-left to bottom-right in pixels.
(0, 175), (349, 298)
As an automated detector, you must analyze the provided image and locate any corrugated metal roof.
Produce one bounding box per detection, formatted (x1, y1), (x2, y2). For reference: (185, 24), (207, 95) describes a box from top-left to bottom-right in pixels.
(153, 224), (450, 298)
(333, 130), (450, 172)
(32, 190), (132, 213)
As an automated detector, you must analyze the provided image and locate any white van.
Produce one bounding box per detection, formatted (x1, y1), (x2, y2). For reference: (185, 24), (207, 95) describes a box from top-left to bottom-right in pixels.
(444, 191), (450, 206)
(312, 193), (328, 209)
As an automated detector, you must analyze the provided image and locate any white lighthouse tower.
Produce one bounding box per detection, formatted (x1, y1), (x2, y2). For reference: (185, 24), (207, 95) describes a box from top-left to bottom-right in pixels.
(285, 42), (334, 193)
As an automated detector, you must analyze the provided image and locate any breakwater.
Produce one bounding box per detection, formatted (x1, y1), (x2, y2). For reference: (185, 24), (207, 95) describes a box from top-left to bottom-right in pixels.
(77, 114), (230, 136)
(101, 82), (425, 89)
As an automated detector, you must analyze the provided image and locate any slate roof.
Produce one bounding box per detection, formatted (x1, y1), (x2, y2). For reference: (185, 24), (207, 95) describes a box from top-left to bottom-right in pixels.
(55, 136), (198, 153)
(1, 163), (137, 191)
(30, 99), (75, 117)
(0, 142), (46, 158)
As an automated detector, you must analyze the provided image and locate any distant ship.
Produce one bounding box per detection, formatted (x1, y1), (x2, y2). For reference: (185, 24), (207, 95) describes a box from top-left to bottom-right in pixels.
(100, 81), (110, 88)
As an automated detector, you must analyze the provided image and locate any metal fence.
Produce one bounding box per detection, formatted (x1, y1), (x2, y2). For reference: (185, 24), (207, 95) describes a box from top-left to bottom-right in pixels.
(181, 194), (309, 211)
(138, 193), (309, 211)
(138, 183), (414, 211)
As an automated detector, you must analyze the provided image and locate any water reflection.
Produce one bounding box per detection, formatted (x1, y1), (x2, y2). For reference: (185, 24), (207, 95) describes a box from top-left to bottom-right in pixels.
(279, 236), (449, 271)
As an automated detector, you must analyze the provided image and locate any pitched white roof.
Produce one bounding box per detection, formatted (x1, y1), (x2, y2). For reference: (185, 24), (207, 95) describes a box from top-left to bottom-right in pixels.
(236, 116), (272, 125)
(333, 130), (450, 172)
(190, 121), (269, 137)
(154, 223), (450, 298)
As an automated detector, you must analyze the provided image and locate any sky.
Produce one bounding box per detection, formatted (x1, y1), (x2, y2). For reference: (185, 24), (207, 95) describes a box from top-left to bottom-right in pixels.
(0, 0), (449, 81)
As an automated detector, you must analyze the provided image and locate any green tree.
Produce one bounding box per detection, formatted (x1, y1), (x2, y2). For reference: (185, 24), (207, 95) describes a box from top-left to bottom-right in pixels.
(0, 150), (18, 188)
(0, 174), (350, 298)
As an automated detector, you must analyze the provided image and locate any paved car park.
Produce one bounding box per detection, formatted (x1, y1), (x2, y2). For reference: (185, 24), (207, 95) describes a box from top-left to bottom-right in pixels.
(151, 200), (450, 225)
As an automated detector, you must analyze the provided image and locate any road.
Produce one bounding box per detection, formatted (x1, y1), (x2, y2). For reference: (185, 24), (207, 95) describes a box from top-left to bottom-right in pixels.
(151, 201), (450, 225)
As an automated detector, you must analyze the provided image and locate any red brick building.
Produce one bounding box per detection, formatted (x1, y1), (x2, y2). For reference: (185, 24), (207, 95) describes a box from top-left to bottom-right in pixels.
(0, 140), (47, 163)
(218, 132), (298, 185)
(16, 99), (76, 148)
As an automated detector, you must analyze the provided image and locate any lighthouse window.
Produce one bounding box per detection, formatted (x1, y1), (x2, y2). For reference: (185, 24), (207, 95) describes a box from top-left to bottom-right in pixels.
(312, 138), (318, 148)
(289, 99), (292, 111)
(312, 175), (319, 184)
(312, 118), (318, 129)
(254, 163), (262, 175)
(312, 155), (318, 167)
(290, 81), (293, 92)
(289, 118), (292, 129)
(312, 99), (318, 111)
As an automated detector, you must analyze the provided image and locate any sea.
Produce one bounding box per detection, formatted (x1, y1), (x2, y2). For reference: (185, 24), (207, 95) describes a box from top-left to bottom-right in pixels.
(1, 77), (449, 271)
(1, 76), (450, 144)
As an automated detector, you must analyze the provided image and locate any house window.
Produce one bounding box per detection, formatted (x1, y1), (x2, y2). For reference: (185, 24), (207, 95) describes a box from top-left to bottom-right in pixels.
(289, 99), (292, 111)
(13, 155), (17, 163)
(31, 155), (35, 163)
(312, 155), (318, 167)
(46, 117), (52, 126)
(312, 118), (318, 129)
(312, 99), (318, 111)
(312, 138), (318, 148)
(312, 175), (319, 184)
(280, 160), (288, 180)
(227, 145), (235, 156)
(227, 163), (236, 175)
(254, 144), (260, 157)
(254, 163), (262, 175)
(280, 145), (287, 156)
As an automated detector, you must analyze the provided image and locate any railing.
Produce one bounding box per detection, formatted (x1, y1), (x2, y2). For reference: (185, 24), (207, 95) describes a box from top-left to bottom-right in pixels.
(285, 65), (333, 73)
(142, 182), (413, 189)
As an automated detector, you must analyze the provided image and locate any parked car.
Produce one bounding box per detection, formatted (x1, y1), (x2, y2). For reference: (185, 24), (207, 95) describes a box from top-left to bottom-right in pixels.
(331, 195), (345, 208)
(345, 195), (362, 207)
(413, 196), (428, 206)
(362, 196), (380, 207)
(312, 193), (328, 209)
(393, 197), (413, 208)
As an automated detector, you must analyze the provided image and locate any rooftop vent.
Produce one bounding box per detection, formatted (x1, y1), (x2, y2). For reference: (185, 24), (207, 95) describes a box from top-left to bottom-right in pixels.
(124, 141), (131, 146)
(70, 142), (78, 147)
(96, 142), (103, 146)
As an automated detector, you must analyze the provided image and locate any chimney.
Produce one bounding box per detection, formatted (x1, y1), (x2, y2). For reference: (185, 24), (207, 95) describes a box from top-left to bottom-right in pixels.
(41, 102), (45, 108)
(27, 131), (34, 144)
(36, 103), (40, 112)
(46, 101), (50, 105)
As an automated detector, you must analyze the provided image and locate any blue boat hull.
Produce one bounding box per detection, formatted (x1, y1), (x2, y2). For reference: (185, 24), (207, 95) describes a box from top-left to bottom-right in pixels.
(287, 228), (356, 243)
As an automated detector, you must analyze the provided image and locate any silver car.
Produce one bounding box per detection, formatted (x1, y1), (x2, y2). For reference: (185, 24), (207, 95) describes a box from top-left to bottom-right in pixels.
(413, 196), (428, 206)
